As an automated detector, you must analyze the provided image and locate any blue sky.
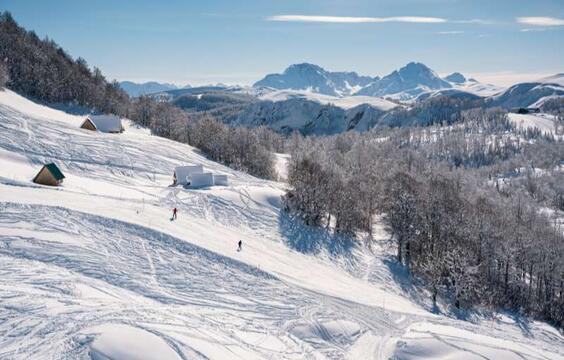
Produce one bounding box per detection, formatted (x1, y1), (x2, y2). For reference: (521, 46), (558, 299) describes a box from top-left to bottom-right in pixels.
(2, 0), (563, 86)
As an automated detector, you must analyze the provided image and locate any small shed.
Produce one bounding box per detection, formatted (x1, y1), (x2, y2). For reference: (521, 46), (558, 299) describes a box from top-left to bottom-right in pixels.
(213, 174), (229, 186)
(188, 172), (214, 187)
(173, 165), (203, 186)
(81, 115), (124, 133)
(33, 163), (65, 186)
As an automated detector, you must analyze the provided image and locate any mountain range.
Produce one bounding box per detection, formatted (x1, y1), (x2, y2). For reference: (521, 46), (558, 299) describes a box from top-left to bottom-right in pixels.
(254, 62), (483, 100)
(135, 62), (563, 136)
(254, 63), (377, 97)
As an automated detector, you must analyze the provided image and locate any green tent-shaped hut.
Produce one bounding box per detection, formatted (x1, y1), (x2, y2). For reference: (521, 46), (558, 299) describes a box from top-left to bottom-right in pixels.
(33, 163), (65, 186)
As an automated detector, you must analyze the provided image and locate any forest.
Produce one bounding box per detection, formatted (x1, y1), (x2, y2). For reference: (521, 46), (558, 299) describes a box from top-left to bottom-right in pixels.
(284, 109), (564, 327)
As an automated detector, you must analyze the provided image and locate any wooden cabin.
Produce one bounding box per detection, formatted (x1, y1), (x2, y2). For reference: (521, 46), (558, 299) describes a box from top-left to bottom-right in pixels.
(33, 163), (65, 186)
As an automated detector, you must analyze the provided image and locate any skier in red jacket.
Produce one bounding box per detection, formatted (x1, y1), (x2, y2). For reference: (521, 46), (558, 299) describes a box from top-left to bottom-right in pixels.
(172, 207), (178, 220)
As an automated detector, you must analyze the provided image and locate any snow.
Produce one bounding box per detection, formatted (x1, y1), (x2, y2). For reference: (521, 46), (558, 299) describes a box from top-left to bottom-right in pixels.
(87, 324), (182, 360)
(274, 153), (290, 181)
(451, 80), (504, 97)
(85, 114), (123, 133)
(508, 112), (556, 135)
(1, 88), (563, 359)
(538, 73), (564, 86)
(258, 89), (399, 111)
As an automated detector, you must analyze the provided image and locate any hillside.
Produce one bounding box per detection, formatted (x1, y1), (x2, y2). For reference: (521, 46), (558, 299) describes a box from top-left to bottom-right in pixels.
(1, 88), (563, 359)
(0, 12), (128, 115)
(119, 81), (181, 97)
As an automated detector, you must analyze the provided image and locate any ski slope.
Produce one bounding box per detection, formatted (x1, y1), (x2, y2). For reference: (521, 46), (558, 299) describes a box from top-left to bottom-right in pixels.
(0, 89), (563, 359)
(508, 112), (557, 135)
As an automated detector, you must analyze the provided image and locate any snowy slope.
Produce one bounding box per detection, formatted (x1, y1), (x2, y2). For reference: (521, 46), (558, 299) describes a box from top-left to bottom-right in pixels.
(538, 73), (564, 86)
(233, 97), (392, 135)
(442, 73), (503, 97)
(119, 81), (179, 97)
(490, 82), (564, 108)
(451, 80), (503, 97)
(508, 112), (558, 135)
(257, 89), (398, 111)
(0, 89), (563, 359)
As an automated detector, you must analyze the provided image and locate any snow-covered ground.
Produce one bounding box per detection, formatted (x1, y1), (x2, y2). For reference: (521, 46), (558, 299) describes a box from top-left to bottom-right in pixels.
(508, 112), (557, 135)
(451, 80), (503, 97)
(0, 89), (563, 359)
(257, 89), (399, 111)
(274, 153), (290, 181)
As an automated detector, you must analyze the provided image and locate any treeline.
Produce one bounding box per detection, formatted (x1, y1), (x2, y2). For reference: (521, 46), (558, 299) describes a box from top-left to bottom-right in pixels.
(130, 96), (283, 179)
(0, 11), (280, 179)
(380, 96), (485, 127)
(542, 97), (564, 135)
(284, 108), (564, 326)
(0, 12), (128, 115)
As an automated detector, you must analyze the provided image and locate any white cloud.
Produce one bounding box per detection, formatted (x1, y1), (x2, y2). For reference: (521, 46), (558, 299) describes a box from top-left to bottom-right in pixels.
(516, 17), (564, 26)
(454, 19), (493, 24)
(266, 15), (447, 24)
(520, 28), (547, 32)
(438, 30), (465, 35)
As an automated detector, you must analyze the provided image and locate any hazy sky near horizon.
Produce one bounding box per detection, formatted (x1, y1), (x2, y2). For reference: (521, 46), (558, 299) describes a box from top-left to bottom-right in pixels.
(2, 0), (563, 86)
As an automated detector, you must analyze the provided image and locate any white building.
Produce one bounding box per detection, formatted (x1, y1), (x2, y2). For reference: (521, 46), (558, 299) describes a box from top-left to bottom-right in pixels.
(188, 172), (215, 187)
(173, 165), (203, 186)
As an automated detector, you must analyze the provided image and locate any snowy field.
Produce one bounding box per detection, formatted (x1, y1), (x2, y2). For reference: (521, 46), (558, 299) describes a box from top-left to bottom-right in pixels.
(0, 89), (563, 359)
(257, 89), (399, 111)
(508, 112), (558, 135)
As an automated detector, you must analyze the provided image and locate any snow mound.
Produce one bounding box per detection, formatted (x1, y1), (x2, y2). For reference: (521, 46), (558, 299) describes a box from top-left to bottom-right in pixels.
(88, 324), (181, 360)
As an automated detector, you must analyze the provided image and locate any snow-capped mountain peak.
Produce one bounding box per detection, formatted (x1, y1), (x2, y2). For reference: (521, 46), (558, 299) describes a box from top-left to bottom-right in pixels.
(254, 63), (377, 97)
(443, 72), (467, 84)
(355, 62), (452, 100)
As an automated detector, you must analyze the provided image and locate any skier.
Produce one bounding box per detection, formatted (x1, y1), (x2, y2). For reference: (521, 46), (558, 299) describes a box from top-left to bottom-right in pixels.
(237, 240), (242, 252)
(172, 207), (178, 220)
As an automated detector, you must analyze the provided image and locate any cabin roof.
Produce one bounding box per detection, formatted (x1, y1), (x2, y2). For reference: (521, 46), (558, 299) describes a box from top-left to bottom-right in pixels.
(84, 115), (123, 132)
(44, 163), (65, 180)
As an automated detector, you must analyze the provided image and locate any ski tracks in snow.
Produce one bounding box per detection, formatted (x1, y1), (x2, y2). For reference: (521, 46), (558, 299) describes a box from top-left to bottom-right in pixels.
(0, 203), (400, 359)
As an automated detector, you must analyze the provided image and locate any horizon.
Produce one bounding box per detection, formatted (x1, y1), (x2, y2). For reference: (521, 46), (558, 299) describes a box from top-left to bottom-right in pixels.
(1, 0), (563, 87)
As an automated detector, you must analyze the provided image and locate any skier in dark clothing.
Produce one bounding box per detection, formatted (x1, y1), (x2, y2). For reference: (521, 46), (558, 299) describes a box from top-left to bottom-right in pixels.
(172, 207), (178, 220)
(237, 240), (242, 252)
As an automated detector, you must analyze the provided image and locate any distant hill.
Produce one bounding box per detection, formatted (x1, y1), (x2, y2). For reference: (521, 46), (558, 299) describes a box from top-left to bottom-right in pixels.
(119, 81), (181, 97)
(489, 81), (564, 108)
(538, 73), (564, 86)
